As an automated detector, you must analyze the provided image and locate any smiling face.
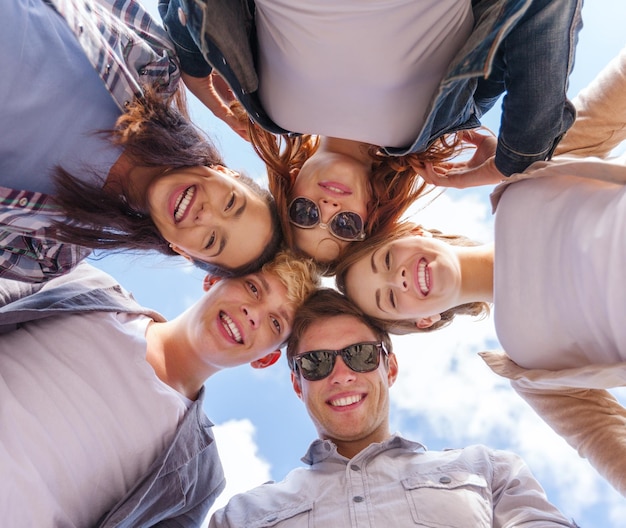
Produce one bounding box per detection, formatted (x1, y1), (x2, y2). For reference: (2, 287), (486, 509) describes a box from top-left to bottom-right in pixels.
(187, 270), (296, 370)
(291, 315), (397, 456)
(291, 152), (371, 262)
(344, 234), (463, 326)
(147, 165), (273, 270)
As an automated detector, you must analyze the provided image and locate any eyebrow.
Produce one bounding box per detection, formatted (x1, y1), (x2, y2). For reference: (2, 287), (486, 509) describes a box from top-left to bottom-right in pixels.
(210, 194), (248, 259)
(371, 249), (385, 314)
(258, 273), (291, 332)
(235, 193), (247, 218)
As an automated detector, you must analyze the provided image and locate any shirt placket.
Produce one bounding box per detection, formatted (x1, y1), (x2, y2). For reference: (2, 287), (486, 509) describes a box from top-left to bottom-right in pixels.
(346, 459), (372, 527)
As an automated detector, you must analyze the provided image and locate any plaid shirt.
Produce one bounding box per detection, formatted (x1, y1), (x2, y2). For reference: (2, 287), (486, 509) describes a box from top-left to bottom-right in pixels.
(0, 187), (92, 283)
(2, 0), (180, 283)
(50, 0), (180, 109)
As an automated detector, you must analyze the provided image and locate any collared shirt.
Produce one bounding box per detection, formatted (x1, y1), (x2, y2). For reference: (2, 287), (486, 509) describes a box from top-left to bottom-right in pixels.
(49, 0), (180, 110)
(209, 434), (575, 528)
(2, 0), (180, 283)
(0, 186), (92, 283)
(0, 262), (225, 527)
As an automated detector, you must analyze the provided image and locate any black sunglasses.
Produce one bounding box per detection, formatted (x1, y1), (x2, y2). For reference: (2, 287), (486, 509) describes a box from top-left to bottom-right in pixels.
(290, 342), (388, 381)
(288, 197), (366, 242)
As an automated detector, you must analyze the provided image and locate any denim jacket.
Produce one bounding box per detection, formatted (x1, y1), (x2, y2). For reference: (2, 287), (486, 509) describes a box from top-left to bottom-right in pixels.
(159, 0), (582, 175)
(0, 263), (226, 527)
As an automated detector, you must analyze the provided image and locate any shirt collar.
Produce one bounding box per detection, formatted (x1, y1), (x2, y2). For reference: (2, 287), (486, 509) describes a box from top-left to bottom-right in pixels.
(301, 434), (427, 466)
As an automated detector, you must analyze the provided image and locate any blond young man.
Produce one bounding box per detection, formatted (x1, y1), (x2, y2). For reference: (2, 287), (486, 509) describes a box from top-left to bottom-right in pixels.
(0, 251), (319, 527)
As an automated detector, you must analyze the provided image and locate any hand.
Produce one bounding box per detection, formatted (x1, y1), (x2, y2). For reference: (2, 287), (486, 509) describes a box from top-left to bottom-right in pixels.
(422, 130), (504, 188)
(182, 71), (250, 142)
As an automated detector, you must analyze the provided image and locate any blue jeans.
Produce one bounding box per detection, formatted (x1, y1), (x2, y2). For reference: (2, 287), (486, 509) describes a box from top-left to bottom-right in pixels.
(384, 0), (584, 176)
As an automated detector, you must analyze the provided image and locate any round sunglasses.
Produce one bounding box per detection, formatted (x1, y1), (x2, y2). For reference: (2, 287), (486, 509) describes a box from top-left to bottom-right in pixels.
(288, 197), (366, 242)
(290, 341), (388, 381)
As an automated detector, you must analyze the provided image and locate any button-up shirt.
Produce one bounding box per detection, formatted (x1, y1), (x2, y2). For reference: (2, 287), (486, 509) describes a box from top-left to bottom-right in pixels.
(209, 434), (576, 528)
(1, 0), (180, 283)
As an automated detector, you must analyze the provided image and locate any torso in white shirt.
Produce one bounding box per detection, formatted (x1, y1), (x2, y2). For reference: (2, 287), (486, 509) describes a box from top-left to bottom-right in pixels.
(494, 172), (626, 370)
(256, 0), (473, 147)
(0, 312), (189, 527)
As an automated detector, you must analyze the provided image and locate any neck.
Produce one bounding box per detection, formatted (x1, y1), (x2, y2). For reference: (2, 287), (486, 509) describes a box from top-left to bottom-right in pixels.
(458, 243), (494, 304)
(144, 319), (214, 401)
(319, 136), (373, 164)
(327, 428), (391, 460)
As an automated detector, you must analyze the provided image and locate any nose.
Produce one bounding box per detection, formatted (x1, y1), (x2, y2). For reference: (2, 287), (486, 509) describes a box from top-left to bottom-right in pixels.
(194, 201), (224, 224)
(317, 198), (340, 223)
(328, 356), (356, 384)
(393, 266), (409, 291)
(241, 305), (259, 328)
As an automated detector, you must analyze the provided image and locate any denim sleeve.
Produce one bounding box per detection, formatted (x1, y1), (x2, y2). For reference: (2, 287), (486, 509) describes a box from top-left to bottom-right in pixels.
(158, 0), (212, 78)
(490, 0), (582, 176)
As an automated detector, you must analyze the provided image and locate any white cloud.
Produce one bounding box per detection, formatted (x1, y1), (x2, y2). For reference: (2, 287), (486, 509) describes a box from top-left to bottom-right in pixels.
(205, 420), (272, 523)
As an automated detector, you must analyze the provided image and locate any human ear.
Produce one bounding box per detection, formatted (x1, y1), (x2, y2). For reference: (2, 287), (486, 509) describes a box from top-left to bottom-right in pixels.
(169, 244), (193, 262)
(415, 314), (441, 329)
(203, 275), (221, 292)
(386, 353), (399, 388)
(250, 350), (281, 369)
(291, 371), (303, 399)
(213, 165), (240, 179)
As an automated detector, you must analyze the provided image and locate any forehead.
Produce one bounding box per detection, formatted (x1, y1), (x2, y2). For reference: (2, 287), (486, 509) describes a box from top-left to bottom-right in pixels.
(298, 315), (378, 353)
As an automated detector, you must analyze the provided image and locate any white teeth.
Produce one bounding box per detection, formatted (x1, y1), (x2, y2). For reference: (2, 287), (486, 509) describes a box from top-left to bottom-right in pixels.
(417, 260), (429, 295)
(330, 394), (362, 407)
(174, 186), (195, 222)
(326, 185), (345, 193)
(220, 312), (242, 343)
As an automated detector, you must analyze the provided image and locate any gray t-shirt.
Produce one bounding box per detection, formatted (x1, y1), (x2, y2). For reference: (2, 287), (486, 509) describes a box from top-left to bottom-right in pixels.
(0, 0), (123, 195)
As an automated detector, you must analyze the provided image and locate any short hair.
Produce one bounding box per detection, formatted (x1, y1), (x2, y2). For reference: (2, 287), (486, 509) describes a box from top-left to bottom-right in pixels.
(286, 288), (393, 364)
(335, 221), (490, 335)
(262, 249), (321, 310)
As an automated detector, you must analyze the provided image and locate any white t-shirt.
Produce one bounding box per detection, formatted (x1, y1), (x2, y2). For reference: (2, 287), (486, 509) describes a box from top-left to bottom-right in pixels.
(256, 0), (473, 147)
(494, 172), (626, 370)
(0, 312), (189, 527)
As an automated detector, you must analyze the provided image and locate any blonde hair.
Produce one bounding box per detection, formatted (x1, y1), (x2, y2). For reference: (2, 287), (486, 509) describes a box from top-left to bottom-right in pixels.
(335, 221), (490, 335)
(262, 249), (322, 308)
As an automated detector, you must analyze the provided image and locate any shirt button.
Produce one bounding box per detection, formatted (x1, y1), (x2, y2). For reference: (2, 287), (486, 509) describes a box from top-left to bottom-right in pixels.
(439, 476), (452, 484)
(353, 496), (364, 503)
(350, 465), (361, 471)
(18, 197), (28, 207)
(177, 7), (187, 26)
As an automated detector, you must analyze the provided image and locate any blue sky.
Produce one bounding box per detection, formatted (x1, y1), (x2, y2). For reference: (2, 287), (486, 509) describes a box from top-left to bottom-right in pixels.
(93, 1), (626, 525)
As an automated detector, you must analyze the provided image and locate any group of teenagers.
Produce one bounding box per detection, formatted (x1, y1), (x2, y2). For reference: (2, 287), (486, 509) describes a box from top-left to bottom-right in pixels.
(2, 0), (625, 525)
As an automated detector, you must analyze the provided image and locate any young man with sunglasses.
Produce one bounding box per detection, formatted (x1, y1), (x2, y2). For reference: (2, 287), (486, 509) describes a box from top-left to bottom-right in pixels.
(209, 288), (578, 527)
(0, 253), (319, 527)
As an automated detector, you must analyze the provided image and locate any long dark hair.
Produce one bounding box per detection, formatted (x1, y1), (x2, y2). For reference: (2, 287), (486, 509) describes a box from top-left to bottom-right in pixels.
(53, 89), (282, 276)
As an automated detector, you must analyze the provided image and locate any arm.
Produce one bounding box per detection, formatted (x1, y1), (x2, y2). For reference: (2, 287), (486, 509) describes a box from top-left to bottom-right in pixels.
(490, 450), (578, 527)
(158, 0), (250, 141)
(182, 71), (250, 141)
(556, 46), (626, 158)
(511, 384), (626, 497)
(438, 0), (582, 185)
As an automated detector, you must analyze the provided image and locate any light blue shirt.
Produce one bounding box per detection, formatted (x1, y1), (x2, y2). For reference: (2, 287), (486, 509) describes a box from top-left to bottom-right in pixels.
(210, 434), (575, 528)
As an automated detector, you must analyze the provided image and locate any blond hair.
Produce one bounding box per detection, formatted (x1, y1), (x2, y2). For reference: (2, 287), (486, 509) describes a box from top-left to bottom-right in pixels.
(262, 249), (322, 308)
